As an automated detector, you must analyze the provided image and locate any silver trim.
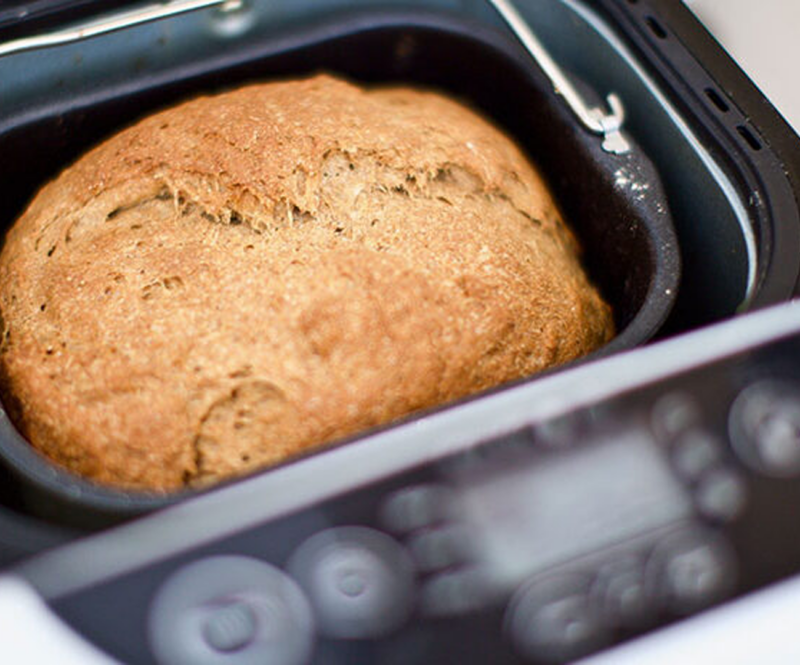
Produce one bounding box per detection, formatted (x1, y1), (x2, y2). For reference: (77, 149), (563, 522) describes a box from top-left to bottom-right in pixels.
(0, 0), (243, 58)
(487, 0), (631, 154)
(17, 301), (800, 600)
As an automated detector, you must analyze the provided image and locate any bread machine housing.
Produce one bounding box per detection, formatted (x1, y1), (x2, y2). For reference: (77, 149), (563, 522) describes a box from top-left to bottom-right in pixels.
(1, 0), (800, 663)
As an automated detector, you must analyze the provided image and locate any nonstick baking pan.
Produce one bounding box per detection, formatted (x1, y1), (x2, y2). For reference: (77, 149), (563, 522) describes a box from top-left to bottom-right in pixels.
(1, 6), (681, 529)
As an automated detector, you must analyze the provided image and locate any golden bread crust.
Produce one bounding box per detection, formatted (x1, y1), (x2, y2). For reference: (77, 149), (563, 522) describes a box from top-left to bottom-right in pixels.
(0, 75), (613, 490)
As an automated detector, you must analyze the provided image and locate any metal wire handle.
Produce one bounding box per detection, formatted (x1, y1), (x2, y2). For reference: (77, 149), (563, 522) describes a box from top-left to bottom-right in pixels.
(0, 0), (629, 154)
(486, 0), (630, 154)
(0, 0), (243, 58)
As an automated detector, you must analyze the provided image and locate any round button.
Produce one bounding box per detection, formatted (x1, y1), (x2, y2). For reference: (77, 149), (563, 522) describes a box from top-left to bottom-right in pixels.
(506, 574), (609, 663)
(730, 380), (800, 477)
(201, 600), (258, 653)
(420, 568), (488, 617)
(380, 485), (451, 533)
(652, 392), (700, 441)
(695, 468), (747, 522)
(592, 558), (652, 628)
(148, 555), (313, 665)
(407, 525), (470, 572)
(671, 430), (720, 480)
(648, 529), (736, 614)
(533, 415), (581, 450)
(287, 526), (415, 639)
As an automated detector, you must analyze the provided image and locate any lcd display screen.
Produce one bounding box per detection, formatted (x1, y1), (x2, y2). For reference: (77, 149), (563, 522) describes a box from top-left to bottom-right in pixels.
(455, 428), (692, 589)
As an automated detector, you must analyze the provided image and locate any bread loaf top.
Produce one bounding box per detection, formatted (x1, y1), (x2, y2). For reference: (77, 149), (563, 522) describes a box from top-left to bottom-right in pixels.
(0, 75), (613, 491)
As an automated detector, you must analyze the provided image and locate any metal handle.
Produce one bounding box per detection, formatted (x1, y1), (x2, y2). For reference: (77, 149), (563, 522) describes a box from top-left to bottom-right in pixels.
(0, 0), (243, 58)
(486, 0), (630, 154)
(0, 0), (629, 154)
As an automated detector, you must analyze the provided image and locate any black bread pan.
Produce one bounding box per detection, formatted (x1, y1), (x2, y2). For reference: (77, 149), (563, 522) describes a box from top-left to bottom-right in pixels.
(0, 9), (679, 530)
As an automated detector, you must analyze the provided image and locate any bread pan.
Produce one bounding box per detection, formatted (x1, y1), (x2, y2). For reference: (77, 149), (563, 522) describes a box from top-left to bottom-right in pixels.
(0, 5), (682, 530)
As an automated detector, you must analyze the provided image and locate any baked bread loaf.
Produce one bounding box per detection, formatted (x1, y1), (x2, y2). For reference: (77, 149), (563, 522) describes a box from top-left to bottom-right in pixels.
(0, 75), (613, 491)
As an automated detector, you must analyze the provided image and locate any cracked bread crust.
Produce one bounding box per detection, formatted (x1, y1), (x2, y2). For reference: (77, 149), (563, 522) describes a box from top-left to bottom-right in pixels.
(0, 74), (613, 491)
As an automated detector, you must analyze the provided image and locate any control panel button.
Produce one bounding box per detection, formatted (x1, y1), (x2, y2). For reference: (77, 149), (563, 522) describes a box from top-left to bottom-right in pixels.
(695, 468), (747, 522)
(506, 574), (608, 663)
(201, 600), (258, 653)
(730, 380), (800, 477)
(380, 485), (452, 533)
(592, 558), (652, 628)
(288, 526), (415, 639)
(671, 430), (720, 480)
(407, 525), (471, 572)
(148, 555), (313, 665)
(652, 392), (700, 440)
(532, 415), (580, 449)
(420, 568), (488, 617)
(648, 529), (736, 614)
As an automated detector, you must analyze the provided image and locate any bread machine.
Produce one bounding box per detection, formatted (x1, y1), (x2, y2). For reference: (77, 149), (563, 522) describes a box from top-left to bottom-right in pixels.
(1, 0), (800, 663)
